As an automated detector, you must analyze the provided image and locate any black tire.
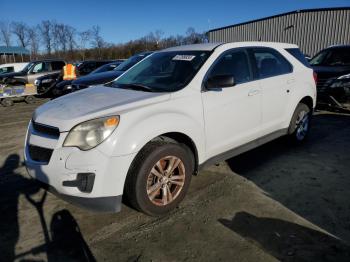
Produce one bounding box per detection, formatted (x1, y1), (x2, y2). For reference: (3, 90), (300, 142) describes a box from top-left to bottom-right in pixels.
(287, 103), (311, 143)
(124, 141), (194, 216)
(1, 98), (14, 107)
(25, 95), (35, 104)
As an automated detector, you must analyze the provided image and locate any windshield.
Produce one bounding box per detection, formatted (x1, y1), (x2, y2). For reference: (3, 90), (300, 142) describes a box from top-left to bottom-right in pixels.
(21, 62), (35, 73)
(91, 62), (120, 74)
(114, 54), (149, 72)
(310, 48), (350, 66)
(111, 51), (211, 92)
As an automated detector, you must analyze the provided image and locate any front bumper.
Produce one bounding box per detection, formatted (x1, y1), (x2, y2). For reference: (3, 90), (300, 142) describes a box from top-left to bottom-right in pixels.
(24, 121), (137, 212)
(38, 180), (123, 212)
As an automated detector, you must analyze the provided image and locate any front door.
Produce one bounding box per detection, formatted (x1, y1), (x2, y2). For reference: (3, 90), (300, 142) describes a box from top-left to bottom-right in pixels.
(202, 48), (262, 159)
(27, 62), (50, 84)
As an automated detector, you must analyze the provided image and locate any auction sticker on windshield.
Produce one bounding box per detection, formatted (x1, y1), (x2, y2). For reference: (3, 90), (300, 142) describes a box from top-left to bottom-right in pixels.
(172, 55), (196, 61)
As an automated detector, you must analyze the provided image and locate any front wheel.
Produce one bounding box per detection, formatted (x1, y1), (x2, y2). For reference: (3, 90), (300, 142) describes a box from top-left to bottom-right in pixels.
(288, 103), (311, 142)
(124, 141), (194, 216)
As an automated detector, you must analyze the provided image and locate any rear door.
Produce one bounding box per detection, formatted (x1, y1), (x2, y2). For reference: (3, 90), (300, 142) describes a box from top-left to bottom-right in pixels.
(249, 47), (294, 134)
(202, 48), (262, 158)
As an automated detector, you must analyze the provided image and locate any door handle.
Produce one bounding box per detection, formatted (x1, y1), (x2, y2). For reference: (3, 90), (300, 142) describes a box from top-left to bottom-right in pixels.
(248, 89), (260, 96)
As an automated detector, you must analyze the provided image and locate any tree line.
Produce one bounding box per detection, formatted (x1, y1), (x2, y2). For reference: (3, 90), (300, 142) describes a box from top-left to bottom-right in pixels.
(0, 20), (207, 61)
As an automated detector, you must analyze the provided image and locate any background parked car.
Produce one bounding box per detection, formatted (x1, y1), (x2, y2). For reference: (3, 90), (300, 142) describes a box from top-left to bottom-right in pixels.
(310, 45), (350, 111)
(54, 52), (152, 96)
(0, 59), (65, 86)
(35, 60), (124, 96)
(53, 60), (119, 95)
(0, 62), (28, 74)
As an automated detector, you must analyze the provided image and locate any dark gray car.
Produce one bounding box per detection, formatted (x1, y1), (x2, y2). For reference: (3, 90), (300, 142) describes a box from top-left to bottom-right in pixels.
(0, 59), (65, 85)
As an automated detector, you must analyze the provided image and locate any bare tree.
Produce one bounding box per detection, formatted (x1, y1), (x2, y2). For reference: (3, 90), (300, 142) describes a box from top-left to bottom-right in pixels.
(39, 20), (52, 55)
(185, 27), (206, 44)
(78, 30), (91, 60)
(12, 22), (29, 48)
(91, 25), (105, 58)
(51, 22), (63, 52)
(28, 26), (40, 58)
(65, 25), (76, 52)
(0, 21), (12, 47)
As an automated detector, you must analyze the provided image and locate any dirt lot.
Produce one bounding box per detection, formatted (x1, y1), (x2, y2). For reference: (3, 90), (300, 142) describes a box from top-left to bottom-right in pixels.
(0, 99), (350, 262)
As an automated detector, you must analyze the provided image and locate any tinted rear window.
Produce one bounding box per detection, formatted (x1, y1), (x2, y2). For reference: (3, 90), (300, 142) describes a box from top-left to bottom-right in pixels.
(0, 66), (14, 73)
(51, 61), (65, 70)
(286, 48), (311, 68)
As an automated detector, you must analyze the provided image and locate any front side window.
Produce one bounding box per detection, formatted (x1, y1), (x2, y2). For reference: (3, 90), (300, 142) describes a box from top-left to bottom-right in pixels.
(252, 48), (292, 78)
(31, 62), (48, 74)
(208, 49), (252, 84)
(112, 51), (211, 92)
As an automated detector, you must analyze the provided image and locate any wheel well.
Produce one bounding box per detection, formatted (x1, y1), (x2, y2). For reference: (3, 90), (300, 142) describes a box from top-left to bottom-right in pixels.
(151, 132), (199, 174)
(299, 96), (313, 111)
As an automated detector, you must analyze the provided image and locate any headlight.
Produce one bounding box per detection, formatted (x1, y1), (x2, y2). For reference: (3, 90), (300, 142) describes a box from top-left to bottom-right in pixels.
(330, 74), (350, 88)
(338, 74), (350, 80)
(34, 79), (40, 86)
(63, 116), (120, 150)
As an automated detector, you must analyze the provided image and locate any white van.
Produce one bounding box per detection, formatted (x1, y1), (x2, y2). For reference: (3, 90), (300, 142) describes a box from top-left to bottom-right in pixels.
(0, 62), (28, 74)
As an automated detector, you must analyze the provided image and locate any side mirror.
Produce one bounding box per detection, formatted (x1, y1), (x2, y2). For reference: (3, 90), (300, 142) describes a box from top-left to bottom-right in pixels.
(205, 75), (235, 90)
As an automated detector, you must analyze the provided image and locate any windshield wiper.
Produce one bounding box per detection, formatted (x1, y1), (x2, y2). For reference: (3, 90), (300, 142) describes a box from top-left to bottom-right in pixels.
(120, 83), (154, 92)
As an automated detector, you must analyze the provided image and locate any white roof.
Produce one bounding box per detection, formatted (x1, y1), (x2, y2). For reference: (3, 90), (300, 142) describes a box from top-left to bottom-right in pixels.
(0, 62), (28, 67)
(161, 43), (223, 52)
(161, 42), (298, 52)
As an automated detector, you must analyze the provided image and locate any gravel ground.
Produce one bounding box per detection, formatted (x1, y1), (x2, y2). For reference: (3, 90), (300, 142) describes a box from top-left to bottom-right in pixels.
(0, 99), (350, 262)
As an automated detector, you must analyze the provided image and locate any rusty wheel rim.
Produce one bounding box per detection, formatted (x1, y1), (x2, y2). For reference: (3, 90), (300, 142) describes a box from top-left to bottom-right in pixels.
(146, 156), (186, 206)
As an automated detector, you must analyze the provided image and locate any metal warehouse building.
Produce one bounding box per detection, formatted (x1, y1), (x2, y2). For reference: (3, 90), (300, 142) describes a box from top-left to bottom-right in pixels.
(208, 7), (350, 56)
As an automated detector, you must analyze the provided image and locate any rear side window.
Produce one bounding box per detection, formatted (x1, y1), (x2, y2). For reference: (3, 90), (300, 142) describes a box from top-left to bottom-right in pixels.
(0, 66), (14, 73)
(251, 48), (292, 79)
(209, 49), (252, 84)
(286, 48), (310, 68)
(51, 61), (65, 70)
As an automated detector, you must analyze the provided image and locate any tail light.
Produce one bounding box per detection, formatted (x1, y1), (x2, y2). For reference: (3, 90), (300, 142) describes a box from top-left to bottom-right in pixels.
(313, 71), (318, 85)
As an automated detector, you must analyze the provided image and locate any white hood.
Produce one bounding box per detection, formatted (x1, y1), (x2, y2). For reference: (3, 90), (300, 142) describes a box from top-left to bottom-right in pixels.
(33, 86), (170, 131)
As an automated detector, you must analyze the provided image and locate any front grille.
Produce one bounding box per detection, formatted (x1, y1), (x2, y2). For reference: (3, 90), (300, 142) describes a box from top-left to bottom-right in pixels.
(32, 121), (60, 138)
(28, 145), (53, 163)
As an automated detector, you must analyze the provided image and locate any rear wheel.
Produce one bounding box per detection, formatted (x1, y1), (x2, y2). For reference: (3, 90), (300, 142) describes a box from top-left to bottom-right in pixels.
(1, 98), (14, 107)
(124, 141), (194, 216)
(25, 95), (35, 104)
(288, 103), (311, 142)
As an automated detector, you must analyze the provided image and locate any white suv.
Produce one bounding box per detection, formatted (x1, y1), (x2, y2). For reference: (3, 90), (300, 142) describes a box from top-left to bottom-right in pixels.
(25, 42), (316, 216)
